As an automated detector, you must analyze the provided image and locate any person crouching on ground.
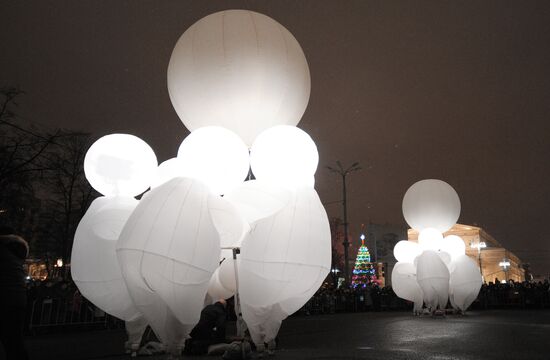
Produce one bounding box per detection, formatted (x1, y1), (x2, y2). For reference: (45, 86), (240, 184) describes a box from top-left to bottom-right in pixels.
(0, 228), (30, 360)
(184, 299), (228, 356)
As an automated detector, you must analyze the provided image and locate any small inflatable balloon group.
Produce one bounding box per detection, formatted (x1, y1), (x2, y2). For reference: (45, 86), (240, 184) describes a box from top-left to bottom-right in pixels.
(70, 10), (330, 356)
(392, 179), (482, 314)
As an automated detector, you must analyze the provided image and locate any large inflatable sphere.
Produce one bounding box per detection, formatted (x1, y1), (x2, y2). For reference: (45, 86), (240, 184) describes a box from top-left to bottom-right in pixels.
(167, 10), (311, 146)
(71, 196), (141, 321)
(84, 134), (157, 197)
(402, 179), (461, 232)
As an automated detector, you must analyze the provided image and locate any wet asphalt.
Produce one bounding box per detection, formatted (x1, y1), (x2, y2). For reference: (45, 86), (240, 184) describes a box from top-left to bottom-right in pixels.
(13, 310), (550, 360)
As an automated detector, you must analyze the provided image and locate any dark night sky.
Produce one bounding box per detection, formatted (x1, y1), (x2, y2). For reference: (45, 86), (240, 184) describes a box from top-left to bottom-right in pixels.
(2, 1), (549, 275)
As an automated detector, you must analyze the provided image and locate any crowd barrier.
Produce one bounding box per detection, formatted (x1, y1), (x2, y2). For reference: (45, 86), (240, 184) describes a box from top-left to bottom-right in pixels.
(25, 283), (549, 333)
(297, 290), (409, 315)
(476, 285), (550, 309)
(26, 296), (123, 334)
(295, 284), (550, 316)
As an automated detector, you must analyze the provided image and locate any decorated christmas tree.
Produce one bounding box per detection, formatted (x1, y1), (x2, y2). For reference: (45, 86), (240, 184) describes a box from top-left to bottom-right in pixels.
(351, 233), (377, 288)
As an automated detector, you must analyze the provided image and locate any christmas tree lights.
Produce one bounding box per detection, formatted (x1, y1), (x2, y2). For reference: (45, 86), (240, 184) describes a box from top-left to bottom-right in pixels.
(351, 233), (377, 288)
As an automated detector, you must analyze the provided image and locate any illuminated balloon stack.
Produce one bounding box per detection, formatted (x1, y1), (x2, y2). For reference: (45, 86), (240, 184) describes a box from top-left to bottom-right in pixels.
(392, 179), (482, 314)
(71, 10), (330, 356)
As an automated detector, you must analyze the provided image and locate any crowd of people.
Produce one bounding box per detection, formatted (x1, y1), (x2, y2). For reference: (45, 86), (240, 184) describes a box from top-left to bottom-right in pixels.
(26, 277), (78, 304)
(477, 280), (550, 309)
(21, 274), (550, 330)
(300, 283), (406, 314)
(19, 272), (550, 324)
(296, 280), (550, 315)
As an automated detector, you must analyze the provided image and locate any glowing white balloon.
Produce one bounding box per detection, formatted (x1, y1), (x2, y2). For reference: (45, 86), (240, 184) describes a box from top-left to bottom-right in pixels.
(402, 179), (461, 232)
(239, 187), (331, 309)
(239, 187), (330, 354)
(416, 250), (450, 310)
(207, 269), (234, 300)
(151, 158), (184, 189)
(441, 235), (466, 260)
(177, 126), (250, 195)
(207, 248), (236, 298)
(117, 178), (220, 328)
(214, 249), (237, 297)
(167, 10), (311, 146)
(224, 180), (291, 225)
(391, 262), (423, 313)
(449, 255), (482, 311)
(241, 238), (328, 346)
(250, 125), (318, 189)
(110, 191), (189, 354)
(393, 240), (422, 263)
(418, 227), (443, 251)
(84, 134), (158, 197)
(71, 196), (141, 321)
(218, 258), (237, 294)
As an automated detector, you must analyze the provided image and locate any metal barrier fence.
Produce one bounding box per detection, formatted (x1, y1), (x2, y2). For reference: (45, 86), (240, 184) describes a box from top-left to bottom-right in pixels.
(298, 292), (412, 315)
(26, 297), (123, 333)
(297, 287), (550, 316)
(25, 286), (549, 333)
(477, 287), (550, 309)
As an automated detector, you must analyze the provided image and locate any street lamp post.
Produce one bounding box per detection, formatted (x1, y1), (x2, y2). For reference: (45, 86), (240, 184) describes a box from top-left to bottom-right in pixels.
(327, 161), (361, 286)
(499, 258), (511, 282)
(470, 241), (487, 281)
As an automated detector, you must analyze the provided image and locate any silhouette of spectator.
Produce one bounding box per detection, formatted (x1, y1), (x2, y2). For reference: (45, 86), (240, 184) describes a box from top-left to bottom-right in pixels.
(0, 227), (30, 360)
(184, 299), (228, 355)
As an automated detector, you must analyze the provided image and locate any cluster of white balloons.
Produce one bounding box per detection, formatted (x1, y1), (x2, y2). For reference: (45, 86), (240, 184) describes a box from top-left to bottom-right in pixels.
(391, 179), (482, 313)
(71, 9), (330, 356)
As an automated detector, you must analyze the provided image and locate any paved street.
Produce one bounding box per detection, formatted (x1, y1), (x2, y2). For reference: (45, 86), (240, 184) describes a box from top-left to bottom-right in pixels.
(13, 310), (550, 360)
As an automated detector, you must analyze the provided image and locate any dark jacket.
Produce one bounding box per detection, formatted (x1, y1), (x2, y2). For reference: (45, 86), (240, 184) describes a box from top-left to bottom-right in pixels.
(0, 235), (29, 307)
(189, 301), (227, 342)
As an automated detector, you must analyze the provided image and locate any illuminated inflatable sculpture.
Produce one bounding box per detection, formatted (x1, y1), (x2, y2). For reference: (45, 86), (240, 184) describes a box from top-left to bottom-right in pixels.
(72, 9), (329, 356)
(391, 179), (482, 314)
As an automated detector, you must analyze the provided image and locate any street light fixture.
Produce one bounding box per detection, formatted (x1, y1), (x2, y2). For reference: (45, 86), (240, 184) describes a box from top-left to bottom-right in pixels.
(470, 241), (487, 251)
(499, 258), (511, 282)
(470, 241), (487, 281)
(327, 161), (361, 285)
